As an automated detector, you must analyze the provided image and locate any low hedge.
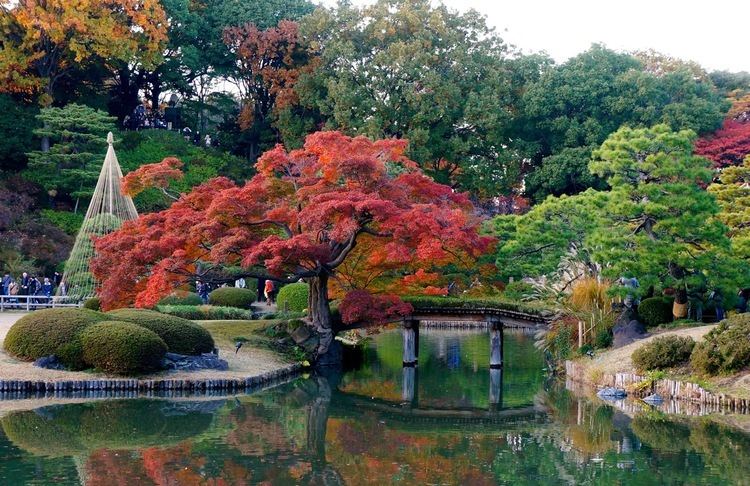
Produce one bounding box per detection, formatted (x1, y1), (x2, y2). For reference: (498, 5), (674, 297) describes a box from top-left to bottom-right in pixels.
(83, 297), (101, 311)
(208, 287), (257, 309)
(276, 283), (309, 313)
(401, 295), (553, 317)
(3, 308), (108, 369)
(632, 335), (695, 371)
(156, 304), (250, 320)
(691, 314), (750, 375)
(106, 308), (214, 355)
(157, 291), (202, 306)
(81, 321), (167, 375)
(638, 297), (674, 327)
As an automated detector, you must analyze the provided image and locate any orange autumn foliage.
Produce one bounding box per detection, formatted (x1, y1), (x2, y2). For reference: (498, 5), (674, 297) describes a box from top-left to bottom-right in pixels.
(0, 0), (167, 102)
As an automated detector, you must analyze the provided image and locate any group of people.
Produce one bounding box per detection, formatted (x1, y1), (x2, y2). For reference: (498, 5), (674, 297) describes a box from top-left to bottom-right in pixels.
(1, 272), (66, 306)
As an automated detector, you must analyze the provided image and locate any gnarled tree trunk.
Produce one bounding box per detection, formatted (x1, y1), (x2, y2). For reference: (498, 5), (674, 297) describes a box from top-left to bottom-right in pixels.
(308, 272), (334, 356)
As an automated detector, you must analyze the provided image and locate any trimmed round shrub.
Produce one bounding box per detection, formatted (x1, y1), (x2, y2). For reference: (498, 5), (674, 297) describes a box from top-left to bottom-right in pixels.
(106, 308), (214, 355)
(638, 296), (674, 327)
(208, 287), (257, 309)
(83, 297), (101, 311)
(276, 283), (309, 313)
(157, 291), (202, 306)
(3, 308), (108, 368)
(691, 314), (750, 375)
(81, 321), (167, 375)
(632, 335), (695, 371)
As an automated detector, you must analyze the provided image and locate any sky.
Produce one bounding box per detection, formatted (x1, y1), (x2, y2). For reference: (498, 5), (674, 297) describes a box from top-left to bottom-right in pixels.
(320, 0), (750, 73)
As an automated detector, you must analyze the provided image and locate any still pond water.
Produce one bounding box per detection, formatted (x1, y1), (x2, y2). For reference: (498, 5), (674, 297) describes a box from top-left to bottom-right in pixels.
(0, 329), (749, 485)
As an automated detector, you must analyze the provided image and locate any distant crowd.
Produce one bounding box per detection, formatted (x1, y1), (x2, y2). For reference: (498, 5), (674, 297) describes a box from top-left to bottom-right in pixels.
(1, 272), (66, 303)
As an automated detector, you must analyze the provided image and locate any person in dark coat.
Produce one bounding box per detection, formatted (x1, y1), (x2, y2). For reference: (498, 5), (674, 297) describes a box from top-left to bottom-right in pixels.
(42, 278), (53, 299)
(19, 272), (29, 296)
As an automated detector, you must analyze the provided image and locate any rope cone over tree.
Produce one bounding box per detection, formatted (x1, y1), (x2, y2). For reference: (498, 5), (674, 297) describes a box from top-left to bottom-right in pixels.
(91, 131), (492, 358)
(61, 133), (138, 300)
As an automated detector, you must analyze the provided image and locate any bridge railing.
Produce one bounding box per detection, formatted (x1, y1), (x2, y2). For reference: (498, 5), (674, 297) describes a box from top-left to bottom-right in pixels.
(0, 295), (82, 312)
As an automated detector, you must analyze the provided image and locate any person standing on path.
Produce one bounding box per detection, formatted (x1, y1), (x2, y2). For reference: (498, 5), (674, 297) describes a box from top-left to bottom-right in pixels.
(264, 280), (275, 304)
(197, 280), (209, 305)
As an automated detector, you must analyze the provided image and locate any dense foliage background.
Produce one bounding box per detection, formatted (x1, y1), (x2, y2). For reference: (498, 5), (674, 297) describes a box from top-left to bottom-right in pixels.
(1, 0), (749, 304)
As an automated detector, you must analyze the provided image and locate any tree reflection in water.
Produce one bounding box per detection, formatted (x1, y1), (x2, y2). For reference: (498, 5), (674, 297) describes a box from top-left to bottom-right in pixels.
(0, 330), (749, 484)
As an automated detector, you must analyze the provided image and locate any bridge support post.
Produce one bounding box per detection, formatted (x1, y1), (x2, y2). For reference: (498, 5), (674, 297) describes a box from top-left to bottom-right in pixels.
(402, 365), (418, 407)
(488, 318), (503, 369)
(402, 318), (419, 366)
(489, 367), (503, 411)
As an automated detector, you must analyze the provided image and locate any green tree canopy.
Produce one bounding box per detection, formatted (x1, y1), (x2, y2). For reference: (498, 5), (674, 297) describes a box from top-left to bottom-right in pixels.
(25, 104), (115, 210)
(296, 0), (545, 196)
(708, 156), (750, 260)
(521, 45), (729, 201)
(589, 125), (746, 294)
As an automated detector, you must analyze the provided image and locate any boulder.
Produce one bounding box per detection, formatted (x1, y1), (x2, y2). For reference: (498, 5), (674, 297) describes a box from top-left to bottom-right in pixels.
(290, 325), (312, 345)
(612, 307), (647, 348)
(33, 355), (66, 370)
(642, 393), (664, 405)
(162, 352), (228, 372)
(597, 387), (627, 400)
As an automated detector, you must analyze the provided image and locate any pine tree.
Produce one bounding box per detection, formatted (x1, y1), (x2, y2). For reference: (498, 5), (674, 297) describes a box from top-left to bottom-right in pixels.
(589, 124), (747, 294)
(708, 156), (750, 259)
(25, 104), (116, 212)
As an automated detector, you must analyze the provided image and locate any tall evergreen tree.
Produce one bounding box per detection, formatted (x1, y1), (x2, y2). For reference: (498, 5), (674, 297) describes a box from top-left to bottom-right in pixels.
(25, 104), (115, 212)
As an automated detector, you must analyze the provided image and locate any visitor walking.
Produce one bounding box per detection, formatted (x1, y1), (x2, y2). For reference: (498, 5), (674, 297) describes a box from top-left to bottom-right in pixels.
(42, 277), (53, 299)
(19, 272), (29, 296)
(737, 288), (750, 314)
(234, 277), (246, 289)
(1, 273), (11, 296)
(53, 271), (62, 289)
(197, 280), (210, 305)
(710, 289), (725, 321)
(264, 279), (275, 304)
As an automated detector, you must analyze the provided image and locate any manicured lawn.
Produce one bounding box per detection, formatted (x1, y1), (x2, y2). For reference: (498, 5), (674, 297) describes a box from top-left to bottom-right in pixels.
(197, 319), (281, 347)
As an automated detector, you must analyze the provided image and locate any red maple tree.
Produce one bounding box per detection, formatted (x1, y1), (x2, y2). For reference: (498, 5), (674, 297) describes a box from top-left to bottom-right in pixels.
(695, 119), (750, 168)
(93, 131), (491, 355)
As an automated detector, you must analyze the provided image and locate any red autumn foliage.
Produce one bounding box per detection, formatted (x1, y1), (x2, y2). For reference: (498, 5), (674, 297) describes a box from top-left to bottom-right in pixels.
(339, 290), (413, 325)
(223, 20), (312, 130)
(121, 157), (184, 197)
(695, 120), (750, 168)
(92, 131), (492, 336)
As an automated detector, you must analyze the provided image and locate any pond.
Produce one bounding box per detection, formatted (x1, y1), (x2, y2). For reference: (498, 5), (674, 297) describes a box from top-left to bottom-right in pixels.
(1, 328), (750, 485)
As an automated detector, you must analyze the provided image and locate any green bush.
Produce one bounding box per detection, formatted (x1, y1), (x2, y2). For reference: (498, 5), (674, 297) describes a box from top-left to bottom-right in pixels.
(3, 308), (107, 369)
(276, 283), (309, 313)
(41, 209), (83, 235)
(208, 287), (257, 309)
(691, 314), (750, 375)
(106, 308), (214, 355)
(638, 297), (674, 327)
(83, 297), (101, 311)
(156, 304), (250, 320)
(157, 292), (202, 306)
(594, 328), (613, 349)
(503, 281), (534, 301)
(632, 335), (695, 371)
(81, 321), (167, 375)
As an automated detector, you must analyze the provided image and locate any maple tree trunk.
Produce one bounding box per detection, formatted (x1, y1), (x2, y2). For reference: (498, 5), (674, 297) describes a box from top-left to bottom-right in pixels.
(308, 273), (334, 357)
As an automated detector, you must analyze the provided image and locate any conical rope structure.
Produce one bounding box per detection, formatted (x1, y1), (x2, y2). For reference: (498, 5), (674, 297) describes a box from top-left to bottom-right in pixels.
(60, 132), (138, 301)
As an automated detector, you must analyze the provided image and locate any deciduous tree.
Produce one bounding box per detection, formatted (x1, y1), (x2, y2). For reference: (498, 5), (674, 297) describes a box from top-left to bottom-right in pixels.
(694, 120), (750, 168)
(0, 0), (167, 106)
(93, 131), (491, 357)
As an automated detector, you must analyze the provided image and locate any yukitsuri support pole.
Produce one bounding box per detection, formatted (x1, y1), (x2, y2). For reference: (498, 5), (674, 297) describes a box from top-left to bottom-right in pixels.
(489, 318), (503, 369)
(402, 318), (419, 366)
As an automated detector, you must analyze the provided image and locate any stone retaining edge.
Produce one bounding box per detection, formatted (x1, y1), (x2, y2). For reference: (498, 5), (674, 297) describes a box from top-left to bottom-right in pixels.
(0, 363), (303, 400)
(565, 360), (750, 414)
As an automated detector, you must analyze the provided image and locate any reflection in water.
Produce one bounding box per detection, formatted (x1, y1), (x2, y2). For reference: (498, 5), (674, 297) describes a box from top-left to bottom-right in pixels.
(0, 329), (749, 484)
